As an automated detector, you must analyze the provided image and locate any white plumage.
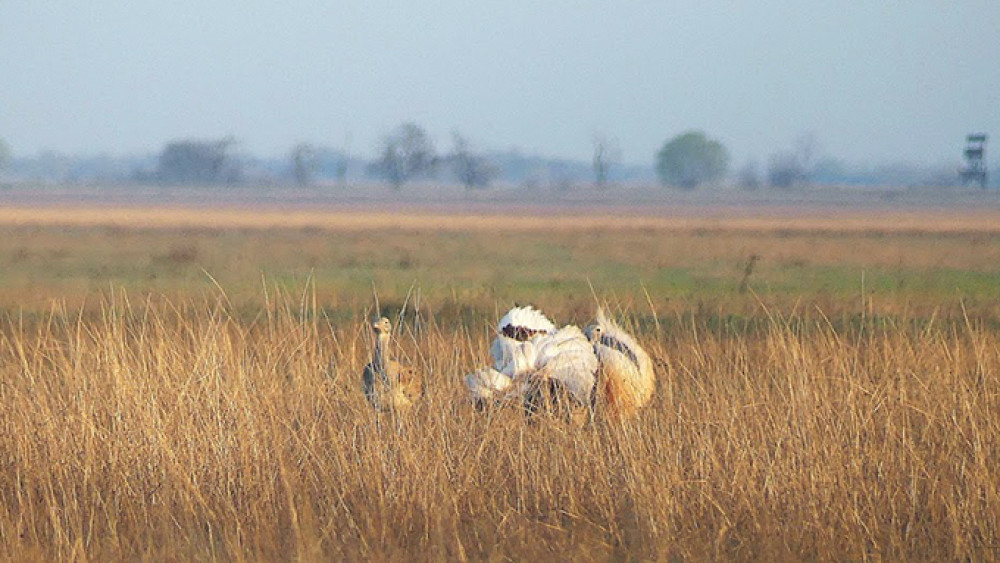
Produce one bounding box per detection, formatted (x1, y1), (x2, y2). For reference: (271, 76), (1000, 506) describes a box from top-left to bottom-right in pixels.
(531, 325), (598, 405)
(464, 367), (514, 401)
(584, 309), (656, 417)
(466, 306), (598, 416)
(489, 336), (539, 379)
(466, 306), (557, 402)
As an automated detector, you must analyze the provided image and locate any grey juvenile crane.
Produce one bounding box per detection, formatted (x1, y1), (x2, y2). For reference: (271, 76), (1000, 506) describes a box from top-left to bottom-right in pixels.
(362, 317), (423, 411)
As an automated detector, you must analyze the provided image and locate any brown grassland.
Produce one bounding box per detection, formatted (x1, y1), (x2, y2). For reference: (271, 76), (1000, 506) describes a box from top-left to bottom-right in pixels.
(1, 204), (999, 561)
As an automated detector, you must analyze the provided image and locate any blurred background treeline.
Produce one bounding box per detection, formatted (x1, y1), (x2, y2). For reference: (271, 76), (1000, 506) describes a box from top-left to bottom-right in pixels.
(0, 126), (990, 191)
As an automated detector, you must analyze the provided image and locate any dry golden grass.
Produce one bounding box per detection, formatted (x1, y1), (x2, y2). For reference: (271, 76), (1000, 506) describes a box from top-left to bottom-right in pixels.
(1, 290), (998, 561)
(4, 204), (1000, 234)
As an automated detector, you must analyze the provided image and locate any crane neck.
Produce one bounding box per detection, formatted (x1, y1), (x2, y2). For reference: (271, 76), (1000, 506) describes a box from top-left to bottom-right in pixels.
(373, 332), (392, 369)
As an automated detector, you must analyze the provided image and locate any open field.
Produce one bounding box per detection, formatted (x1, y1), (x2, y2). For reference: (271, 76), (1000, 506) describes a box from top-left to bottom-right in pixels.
(3, 204), (1000, 317)
(2, 203), (1000, 560)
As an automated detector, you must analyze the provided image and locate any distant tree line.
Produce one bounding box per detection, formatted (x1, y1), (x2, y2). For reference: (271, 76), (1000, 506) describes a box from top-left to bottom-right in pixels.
(368, 123), (438, 189)
(1, 127), (990, 190)
(365, 123), (500, 189)
(651, 130), (827, 190)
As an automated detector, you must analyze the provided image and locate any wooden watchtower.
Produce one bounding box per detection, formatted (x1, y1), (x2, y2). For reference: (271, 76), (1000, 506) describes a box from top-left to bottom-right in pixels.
(960, 133), (988, 188)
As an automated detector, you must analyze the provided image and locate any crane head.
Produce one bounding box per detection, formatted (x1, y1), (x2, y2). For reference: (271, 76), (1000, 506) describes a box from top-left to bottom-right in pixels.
(371, 316), (392, 335)
(583, 323), (603, 343)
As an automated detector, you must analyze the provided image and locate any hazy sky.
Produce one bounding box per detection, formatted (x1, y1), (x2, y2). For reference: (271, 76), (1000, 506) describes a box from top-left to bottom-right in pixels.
(2, 2), (998, 165)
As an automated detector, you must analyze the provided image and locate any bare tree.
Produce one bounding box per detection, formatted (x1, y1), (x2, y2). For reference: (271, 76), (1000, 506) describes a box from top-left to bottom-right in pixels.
(766, 153), (804, 188)
(335, 133), (352, 188)
(369, 122), (436, 189)
(737, 160), (760, 190)
(290, 143), (317, 186)
(0, 137), (10, 177)
(157, 137), (242, 185)
(592, 133), (621, 189)
(793, 132), (819, 179)
(767, 133), (821, 189)
(450, 132), (498, 189)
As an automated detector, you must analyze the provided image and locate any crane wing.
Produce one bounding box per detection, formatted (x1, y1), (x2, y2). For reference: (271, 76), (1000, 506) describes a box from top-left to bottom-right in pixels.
(490, 335), (538, 378)
(465, 367), (514, 400)
(532, 326), (598, 404)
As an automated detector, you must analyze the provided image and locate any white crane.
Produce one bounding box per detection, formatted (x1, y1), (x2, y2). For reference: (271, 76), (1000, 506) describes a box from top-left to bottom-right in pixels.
(465, 305), (554, 403)
(466, 306), (598, 422)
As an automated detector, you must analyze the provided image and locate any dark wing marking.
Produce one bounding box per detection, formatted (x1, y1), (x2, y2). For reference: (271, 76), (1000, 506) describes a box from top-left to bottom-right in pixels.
(600, 334), (640, 370)
(502, 325), (547, 341)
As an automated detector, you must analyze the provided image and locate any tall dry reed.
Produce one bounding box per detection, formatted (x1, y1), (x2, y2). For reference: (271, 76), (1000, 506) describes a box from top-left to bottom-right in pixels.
(0, 292), (998, 560)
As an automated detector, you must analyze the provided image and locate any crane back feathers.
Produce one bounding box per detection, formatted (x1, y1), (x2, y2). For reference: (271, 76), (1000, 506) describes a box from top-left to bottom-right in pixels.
(598, 334), (640, 371)
(588, 309), (655, 415)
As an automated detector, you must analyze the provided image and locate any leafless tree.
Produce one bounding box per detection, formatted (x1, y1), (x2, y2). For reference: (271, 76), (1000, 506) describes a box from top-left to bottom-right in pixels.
(592, 133), (621, 189)
(290, 143), (317, 186)
(767, 133), (820, 189)
(0, 138), (8, 163)
(737, 161), (760, 190)
(157, 137), (242, 185)
(370, 122), (436, 189)
(335, 133), (352, 187)
(0, 138), (10, 178)
(450, 132), (498, 189)
(793, 132), (819, 177)
(766, 153), (804, 188)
